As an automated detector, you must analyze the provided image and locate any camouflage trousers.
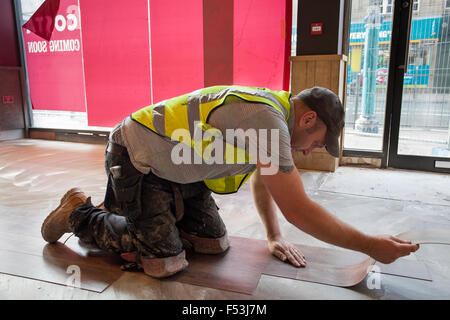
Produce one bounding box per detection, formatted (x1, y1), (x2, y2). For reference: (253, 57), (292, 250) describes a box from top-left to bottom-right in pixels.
(68, 143), (227, 258)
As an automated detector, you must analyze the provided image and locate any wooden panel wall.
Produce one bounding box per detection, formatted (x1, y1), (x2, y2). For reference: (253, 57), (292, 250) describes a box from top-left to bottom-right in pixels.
(290, 55), (347, 172)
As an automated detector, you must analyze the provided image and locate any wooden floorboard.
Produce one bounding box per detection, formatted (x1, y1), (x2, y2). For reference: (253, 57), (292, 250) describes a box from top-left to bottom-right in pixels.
(0, 139), (445, 298)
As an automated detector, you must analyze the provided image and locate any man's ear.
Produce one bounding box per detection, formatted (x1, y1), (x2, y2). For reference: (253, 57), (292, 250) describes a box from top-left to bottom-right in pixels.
(298, 110), (317, 130)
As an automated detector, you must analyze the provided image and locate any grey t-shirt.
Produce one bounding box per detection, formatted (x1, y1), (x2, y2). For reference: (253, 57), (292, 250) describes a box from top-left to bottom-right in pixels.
(110, 100), (295, 184)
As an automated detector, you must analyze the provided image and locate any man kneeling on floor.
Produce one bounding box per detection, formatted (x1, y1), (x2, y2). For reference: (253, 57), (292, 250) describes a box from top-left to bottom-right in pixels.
(41, 85), (419, 278)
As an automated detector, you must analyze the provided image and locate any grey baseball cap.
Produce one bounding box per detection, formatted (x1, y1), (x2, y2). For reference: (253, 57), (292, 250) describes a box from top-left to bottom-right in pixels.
(296, 87), (345, 158)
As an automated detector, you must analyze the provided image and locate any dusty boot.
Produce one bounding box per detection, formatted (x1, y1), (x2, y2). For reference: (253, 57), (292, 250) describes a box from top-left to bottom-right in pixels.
(41, 188), (88, 243)
(120, 250), (189, 278)
(179, 229), (229, 254)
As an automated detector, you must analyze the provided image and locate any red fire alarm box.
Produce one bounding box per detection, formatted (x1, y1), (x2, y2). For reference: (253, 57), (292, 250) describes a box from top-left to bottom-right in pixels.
(2, 96), (14, 104)
(311, 23), (323, 35)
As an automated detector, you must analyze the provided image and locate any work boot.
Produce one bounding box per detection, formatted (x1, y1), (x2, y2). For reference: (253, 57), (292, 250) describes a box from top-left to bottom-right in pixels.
(179, 229), (229, 254)
(120, 250), (189, 278)
(41, 188), (88, 243)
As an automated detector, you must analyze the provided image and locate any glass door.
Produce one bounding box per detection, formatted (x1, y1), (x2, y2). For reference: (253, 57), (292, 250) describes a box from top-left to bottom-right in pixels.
(344, 0), (394, 153)
(344, 0), (450, 173)
(388, 0), (450, 172)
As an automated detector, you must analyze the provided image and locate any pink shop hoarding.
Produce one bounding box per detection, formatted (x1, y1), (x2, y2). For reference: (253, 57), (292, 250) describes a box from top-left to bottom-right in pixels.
(23, 0), (291, 127)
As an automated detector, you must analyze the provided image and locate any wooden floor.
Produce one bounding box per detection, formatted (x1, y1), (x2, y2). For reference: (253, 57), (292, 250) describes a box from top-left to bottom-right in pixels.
(1, 139), (450, 299)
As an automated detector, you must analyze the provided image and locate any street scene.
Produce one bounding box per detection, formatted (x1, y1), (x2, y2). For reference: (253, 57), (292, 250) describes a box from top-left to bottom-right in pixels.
(344, 0), (450, 157)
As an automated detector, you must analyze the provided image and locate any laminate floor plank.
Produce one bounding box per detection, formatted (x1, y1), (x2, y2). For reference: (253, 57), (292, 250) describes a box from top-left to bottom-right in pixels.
(1, 139), (449, 299)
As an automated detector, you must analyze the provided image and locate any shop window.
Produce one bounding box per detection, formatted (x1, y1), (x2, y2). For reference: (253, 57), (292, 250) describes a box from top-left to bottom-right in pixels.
(380, 0), (393, 14)
(413, 0), (419, 12)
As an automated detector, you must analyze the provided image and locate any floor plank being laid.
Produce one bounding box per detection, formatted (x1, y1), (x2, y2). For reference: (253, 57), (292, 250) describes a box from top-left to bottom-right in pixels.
(171, 237), (270, 294)
(1, 139), (450, 299)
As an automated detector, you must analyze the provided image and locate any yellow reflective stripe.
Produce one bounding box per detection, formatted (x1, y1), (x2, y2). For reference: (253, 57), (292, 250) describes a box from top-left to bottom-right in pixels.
(199, 98), (227, 122)
(239, 171), (254, 187)
(276, 90), (291, 119)
(164, 94), (190, 139)
(131, 105), (157, 132)
(204, 171), (255, 194)
(200, 85), (229, 95)
(224, 142), (252, 164)
(224, 176), (237, 191)
(197, 86), (291, 121)
(204, 176), (235, 194)
(203, 179), (222, 193)
(235, 93), (283, 114)
(199, 93), (282, 122)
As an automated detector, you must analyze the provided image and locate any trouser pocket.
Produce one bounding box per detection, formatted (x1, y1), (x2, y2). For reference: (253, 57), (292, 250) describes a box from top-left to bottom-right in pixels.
(104, 163), (144, 220)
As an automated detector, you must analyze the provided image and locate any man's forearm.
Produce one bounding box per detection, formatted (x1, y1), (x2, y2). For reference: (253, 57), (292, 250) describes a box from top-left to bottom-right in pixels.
(257, 162), (418, 263)
(286, 197), (372, 254)
(250, 173), (281, 240)
(257, 164), (373, 255)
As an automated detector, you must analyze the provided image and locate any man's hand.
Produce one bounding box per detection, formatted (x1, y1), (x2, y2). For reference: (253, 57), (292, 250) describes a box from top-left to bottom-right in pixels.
(366, 234), (420, 264)
(250, 169), (307, 267)
(268, 235), (306, 267)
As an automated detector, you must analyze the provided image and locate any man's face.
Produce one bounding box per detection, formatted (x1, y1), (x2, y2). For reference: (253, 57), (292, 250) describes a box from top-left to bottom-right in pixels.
(291, 119), (327, 156)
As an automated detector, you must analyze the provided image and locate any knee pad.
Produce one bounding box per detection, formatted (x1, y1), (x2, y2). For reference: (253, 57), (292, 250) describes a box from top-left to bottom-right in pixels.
(120, 250), (188, 278)
(179, 229), (230, 254)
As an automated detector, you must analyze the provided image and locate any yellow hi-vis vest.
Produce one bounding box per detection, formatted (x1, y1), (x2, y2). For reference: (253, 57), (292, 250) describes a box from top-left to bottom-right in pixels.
(131, 85), (291, 194)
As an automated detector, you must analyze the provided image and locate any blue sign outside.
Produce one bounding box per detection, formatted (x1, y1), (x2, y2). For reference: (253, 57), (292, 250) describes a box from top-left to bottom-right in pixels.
(349, 17), (441, 44)
(347, 17), (441, 87)
(291, 17), (442, 88)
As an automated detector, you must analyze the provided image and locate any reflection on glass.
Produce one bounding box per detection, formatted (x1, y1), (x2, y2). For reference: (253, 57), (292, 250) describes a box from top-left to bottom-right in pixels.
(398, 7), (450, 159)
(344, 0), (392, 151)
(344, 0), (450, 158)
(20, 0), (45, 23)
(20, 0), (91, 130)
